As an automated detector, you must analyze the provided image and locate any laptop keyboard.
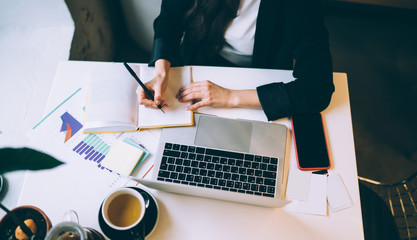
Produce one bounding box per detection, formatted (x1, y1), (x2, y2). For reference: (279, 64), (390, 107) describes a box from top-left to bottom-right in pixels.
(157, 142), (279, 198)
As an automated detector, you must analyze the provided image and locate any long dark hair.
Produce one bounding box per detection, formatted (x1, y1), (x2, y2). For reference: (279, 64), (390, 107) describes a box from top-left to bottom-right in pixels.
(184, 0), (240, 60)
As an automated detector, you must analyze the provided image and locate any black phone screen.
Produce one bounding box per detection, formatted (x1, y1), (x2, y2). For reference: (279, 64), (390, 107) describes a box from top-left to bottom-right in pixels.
(291, 113), (330, 170)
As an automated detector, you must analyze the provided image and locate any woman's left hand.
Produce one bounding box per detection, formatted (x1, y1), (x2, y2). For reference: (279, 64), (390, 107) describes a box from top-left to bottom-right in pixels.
(176, 80), (236, 111)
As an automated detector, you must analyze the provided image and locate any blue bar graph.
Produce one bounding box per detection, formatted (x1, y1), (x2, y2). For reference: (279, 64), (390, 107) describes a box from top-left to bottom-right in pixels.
(72, 134), (111, 170)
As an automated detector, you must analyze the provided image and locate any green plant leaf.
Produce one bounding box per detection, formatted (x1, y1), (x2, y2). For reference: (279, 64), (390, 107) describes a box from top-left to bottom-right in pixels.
(0, 148), (64, 174)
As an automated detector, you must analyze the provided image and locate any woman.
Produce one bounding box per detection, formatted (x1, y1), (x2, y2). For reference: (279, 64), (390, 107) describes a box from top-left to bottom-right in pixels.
(137, 0), (334, 121)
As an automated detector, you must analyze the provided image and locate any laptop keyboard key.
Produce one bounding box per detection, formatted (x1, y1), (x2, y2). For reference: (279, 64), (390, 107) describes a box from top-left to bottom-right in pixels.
(264, 178), (276, 186)
(194, 176), (202, 183)
(268, 165), (277, 172)
(164, 150), (180, 157)
(158, 170), (170, 178)
(196, 147), (205, 154)
(170, 172), (178, 179)
(186, 175), (194, 181)
(160, 163), (168, 170)
(183, 167), (191, 174)
(187, 146), (196, 152)
(256, 177), (264, 185)
(223, 173), (231, 180)
(263, 171), (276, 179)
(202, 177), (210, 184)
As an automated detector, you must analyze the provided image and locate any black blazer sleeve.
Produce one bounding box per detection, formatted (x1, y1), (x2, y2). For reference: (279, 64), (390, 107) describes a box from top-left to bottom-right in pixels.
(149, 0), (192, 66)
(256, 0), (334, 121)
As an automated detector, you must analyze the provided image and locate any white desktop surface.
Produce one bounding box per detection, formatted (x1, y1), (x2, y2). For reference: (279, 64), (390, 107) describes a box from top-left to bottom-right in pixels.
(16, 61), (363, 240)
(0, 0), (74, 217)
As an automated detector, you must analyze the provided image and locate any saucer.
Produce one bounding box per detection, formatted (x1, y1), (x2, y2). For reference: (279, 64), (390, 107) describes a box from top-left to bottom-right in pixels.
(0, 175), (3, 195)
(99, 187), (159, 239)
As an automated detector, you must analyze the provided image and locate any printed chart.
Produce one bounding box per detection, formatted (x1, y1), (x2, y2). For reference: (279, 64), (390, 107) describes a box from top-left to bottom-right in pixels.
(28, 87), (117, 172)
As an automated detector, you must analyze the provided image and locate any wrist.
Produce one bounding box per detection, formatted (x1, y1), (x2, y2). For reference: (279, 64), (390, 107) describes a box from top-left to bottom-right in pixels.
(228, 90), (241, 108)
(229, 90), (261, 109)
(155, 59), (171, 78)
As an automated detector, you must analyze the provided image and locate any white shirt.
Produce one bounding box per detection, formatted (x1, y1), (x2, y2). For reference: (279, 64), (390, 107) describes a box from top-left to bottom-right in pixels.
(219, 0), (261, 67)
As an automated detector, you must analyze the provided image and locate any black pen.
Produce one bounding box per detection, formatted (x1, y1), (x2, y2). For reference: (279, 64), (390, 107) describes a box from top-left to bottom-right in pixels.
(123, 62), (165, 114)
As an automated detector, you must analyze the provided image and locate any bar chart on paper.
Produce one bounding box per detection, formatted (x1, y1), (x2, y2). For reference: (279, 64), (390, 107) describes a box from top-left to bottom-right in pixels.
(72, 134), (111, 169)
(28, 87), (117, 172)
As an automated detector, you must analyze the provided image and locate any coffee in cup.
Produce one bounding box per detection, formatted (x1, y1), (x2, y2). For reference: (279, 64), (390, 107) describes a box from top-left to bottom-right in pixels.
(101, 188), (146, 231)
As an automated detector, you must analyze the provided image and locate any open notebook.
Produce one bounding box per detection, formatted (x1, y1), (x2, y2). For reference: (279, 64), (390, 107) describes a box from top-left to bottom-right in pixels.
(83, 63), (194, 133)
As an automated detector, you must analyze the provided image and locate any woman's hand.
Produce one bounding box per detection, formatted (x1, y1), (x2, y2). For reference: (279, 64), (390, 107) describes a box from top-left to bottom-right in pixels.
(137, 59), (171, 109)
(176, 80), (262, 111)
(176, 80), (233, 111)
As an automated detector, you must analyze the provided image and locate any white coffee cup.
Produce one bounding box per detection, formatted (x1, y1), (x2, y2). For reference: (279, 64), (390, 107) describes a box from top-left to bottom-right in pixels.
(101, 188), (146, 231)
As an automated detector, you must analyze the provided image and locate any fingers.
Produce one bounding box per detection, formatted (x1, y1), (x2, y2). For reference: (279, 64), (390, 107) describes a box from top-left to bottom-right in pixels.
(178, 81), (211, 94)
(153, 85), (162, 105)
(136, 73), (169, 108)
(176, 81), (211, 102)
(178, 91), (205, 103)
(186, 100), (209, 111)
(136, 86), (152, 104)
(178, 83), (213, 111)
(140, 98), (168, 109)
(136, 86), (167, 109)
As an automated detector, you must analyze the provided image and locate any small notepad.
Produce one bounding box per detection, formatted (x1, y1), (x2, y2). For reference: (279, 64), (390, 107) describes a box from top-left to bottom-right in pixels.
(101, 139), (144, 176)
(122, 137), (150, 173)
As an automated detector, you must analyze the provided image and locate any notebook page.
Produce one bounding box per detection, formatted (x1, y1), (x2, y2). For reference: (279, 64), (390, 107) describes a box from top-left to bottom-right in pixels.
(84, 63), (139, 131)
(138, 65), (193, 128)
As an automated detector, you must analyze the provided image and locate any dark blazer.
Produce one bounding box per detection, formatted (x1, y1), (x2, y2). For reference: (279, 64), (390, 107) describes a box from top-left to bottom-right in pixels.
(150, 0), (335, 121)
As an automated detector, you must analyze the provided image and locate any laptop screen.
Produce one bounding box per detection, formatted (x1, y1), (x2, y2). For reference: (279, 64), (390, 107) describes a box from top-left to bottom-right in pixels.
(194, 115), (252, 152)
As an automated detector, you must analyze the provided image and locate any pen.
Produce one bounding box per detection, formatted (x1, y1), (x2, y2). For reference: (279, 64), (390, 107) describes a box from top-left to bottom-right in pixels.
(123, 62), (165, 114)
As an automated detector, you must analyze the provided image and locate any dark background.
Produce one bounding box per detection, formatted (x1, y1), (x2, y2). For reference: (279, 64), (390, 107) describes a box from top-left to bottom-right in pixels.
(64, 0), (417, 183)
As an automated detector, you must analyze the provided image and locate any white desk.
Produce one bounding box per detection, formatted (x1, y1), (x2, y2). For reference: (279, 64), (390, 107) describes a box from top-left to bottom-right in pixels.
(18, 61), (363, 239)
(0, 0), (74, 217)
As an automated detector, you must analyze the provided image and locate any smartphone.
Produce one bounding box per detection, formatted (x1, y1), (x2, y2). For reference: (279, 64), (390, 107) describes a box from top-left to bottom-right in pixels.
(291, 112), (331, 171)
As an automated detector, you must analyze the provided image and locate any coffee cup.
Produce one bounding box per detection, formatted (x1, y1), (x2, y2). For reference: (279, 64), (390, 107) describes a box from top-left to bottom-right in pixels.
(100, 187), (146, 239)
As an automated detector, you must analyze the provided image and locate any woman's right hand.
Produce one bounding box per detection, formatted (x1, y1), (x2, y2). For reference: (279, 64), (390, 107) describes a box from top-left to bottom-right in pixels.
(136, 59), (171, 109)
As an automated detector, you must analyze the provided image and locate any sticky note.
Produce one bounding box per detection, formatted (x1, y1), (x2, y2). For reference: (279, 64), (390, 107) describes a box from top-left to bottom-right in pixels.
(101, 139), (144, 176)
(122, 137), (150, 173)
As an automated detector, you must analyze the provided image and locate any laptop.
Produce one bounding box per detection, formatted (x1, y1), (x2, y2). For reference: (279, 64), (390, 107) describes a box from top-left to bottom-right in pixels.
(133, 114), (289, 207)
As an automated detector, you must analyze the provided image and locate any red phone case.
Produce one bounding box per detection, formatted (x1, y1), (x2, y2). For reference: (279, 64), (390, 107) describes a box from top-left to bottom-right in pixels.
(291, 113), (331, 171)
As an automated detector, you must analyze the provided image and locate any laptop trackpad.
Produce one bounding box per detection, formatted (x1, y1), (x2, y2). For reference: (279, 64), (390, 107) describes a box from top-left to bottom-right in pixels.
(194, 115), (252, 152)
